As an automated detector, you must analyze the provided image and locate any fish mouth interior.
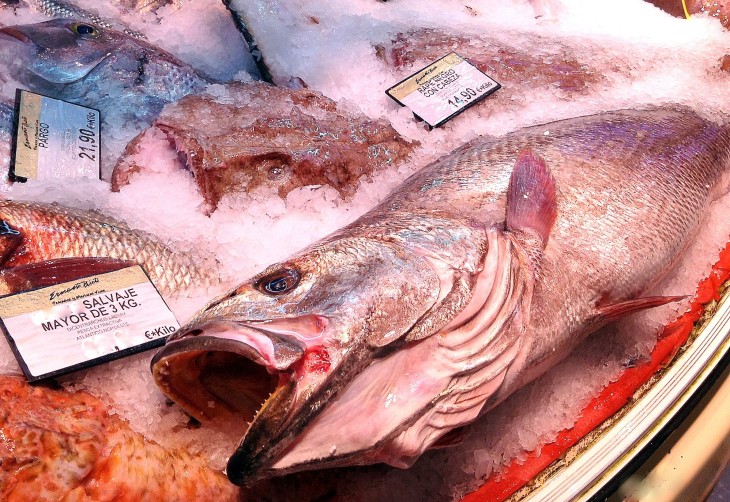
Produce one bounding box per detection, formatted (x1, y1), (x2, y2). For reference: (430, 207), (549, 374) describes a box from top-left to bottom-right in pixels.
(153, 341), (282, 424)
(156, 124), (198, 175)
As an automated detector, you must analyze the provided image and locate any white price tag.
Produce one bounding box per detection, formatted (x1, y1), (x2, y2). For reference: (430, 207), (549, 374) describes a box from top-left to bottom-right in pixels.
(11, 90), (101, 181)
(386, 53), (500, 128)
(0, 266), (179, 382)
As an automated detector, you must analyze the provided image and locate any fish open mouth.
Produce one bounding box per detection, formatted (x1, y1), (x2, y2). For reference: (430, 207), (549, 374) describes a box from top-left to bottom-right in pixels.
(155, 124), (201, 177)
(151, 321), (306, 424)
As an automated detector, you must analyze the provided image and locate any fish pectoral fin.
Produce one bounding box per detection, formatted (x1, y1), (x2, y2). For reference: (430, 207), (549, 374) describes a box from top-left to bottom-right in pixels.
(0, 219), (23, 266)
(1, 258), (135, 293)
(594, 294), (687, 324)
(506, 149), (557, 247)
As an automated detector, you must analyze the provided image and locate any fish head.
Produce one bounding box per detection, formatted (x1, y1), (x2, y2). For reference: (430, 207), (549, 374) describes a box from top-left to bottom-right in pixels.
(151, 232), (452, 484)
(0, 19), (124, 84)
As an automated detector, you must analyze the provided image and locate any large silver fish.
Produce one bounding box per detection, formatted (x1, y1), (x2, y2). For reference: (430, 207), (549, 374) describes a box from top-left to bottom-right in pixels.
(0, 19), (209, 122)
(151, 107), (730, 485)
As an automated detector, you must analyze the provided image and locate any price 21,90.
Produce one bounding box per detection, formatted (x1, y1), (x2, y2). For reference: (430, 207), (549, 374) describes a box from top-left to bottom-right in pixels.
(78, 128), (97, 161)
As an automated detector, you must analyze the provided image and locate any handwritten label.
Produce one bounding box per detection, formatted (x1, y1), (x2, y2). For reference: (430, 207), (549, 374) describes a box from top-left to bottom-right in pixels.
(11, 90), (101, 182)
(386, 53), (500, 128)
(0, 266), (179, 382)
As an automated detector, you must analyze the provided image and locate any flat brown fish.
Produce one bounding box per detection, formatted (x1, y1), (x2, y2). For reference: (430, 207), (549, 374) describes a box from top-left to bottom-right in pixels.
(151, 106), (730, 486)
(0, 375), (237, 500)
(111, 82), (418, 213)
(375, 28), (615, 104)
(0, 200), (215, 296)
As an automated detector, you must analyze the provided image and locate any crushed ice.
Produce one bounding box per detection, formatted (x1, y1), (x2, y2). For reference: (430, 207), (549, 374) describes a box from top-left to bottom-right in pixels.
(0, 0), (728, 499)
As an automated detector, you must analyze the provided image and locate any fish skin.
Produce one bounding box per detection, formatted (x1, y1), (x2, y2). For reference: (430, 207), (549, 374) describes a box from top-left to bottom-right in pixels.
(0, 19), (209, 123)
(151, 106), (730, 485)
(0, 200), (215, 295)
(0, 375), (238, 501)
(111, 81), (418, 213)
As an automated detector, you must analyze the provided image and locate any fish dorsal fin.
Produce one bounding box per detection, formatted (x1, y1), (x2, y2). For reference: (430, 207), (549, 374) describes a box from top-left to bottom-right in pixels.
(595, 294), (686, 325)
(506, 149), (557, 248)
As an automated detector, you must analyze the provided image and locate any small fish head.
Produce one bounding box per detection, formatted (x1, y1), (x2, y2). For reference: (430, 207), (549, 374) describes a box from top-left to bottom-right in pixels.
(0, 19), (124, 84)
(151, 234), (443, 485)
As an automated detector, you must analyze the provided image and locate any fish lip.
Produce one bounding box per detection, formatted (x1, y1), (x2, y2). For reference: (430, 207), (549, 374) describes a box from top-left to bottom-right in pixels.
(153, 324), (291, 369)
(151, 321), (306, 423)
(225, 378), (299, 486)
(153, 123), (216, 212)
(153, 316), (340, 486)
(0, 27), (33, 45)
(154, 124), (200, 177)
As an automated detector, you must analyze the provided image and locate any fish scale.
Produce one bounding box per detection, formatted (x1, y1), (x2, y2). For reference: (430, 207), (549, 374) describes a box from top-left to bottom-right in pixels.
(0, 200), (216, 295)
(27, 0), (152, 38)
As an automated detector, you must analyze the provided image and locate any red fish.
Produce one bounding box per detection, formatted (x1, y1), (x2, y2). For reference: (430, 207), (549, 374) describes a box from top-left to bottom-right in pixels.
(0, 375), (237, 500)
(0, 200), (215, 296)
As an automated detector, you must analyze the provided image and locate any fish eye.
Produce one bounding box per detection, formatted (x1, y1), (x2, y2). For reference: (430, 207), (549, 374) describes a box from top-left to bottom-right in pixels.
(70, 23), (99, 38)
(267, 165), (286, 180)
(256, 268), (300, 296)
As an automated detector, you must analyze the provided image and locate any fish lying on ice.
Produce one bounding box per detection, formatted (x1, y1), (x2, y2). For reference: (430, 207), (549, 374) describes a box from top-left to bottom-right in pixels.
(375, 28), (615, 105)
(111, 81), (418, 213)
(151, 106), (730, 484)
(0, 375), (237, 500)
(0, 19), (210, 124)
(0, 200), (215, 295)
